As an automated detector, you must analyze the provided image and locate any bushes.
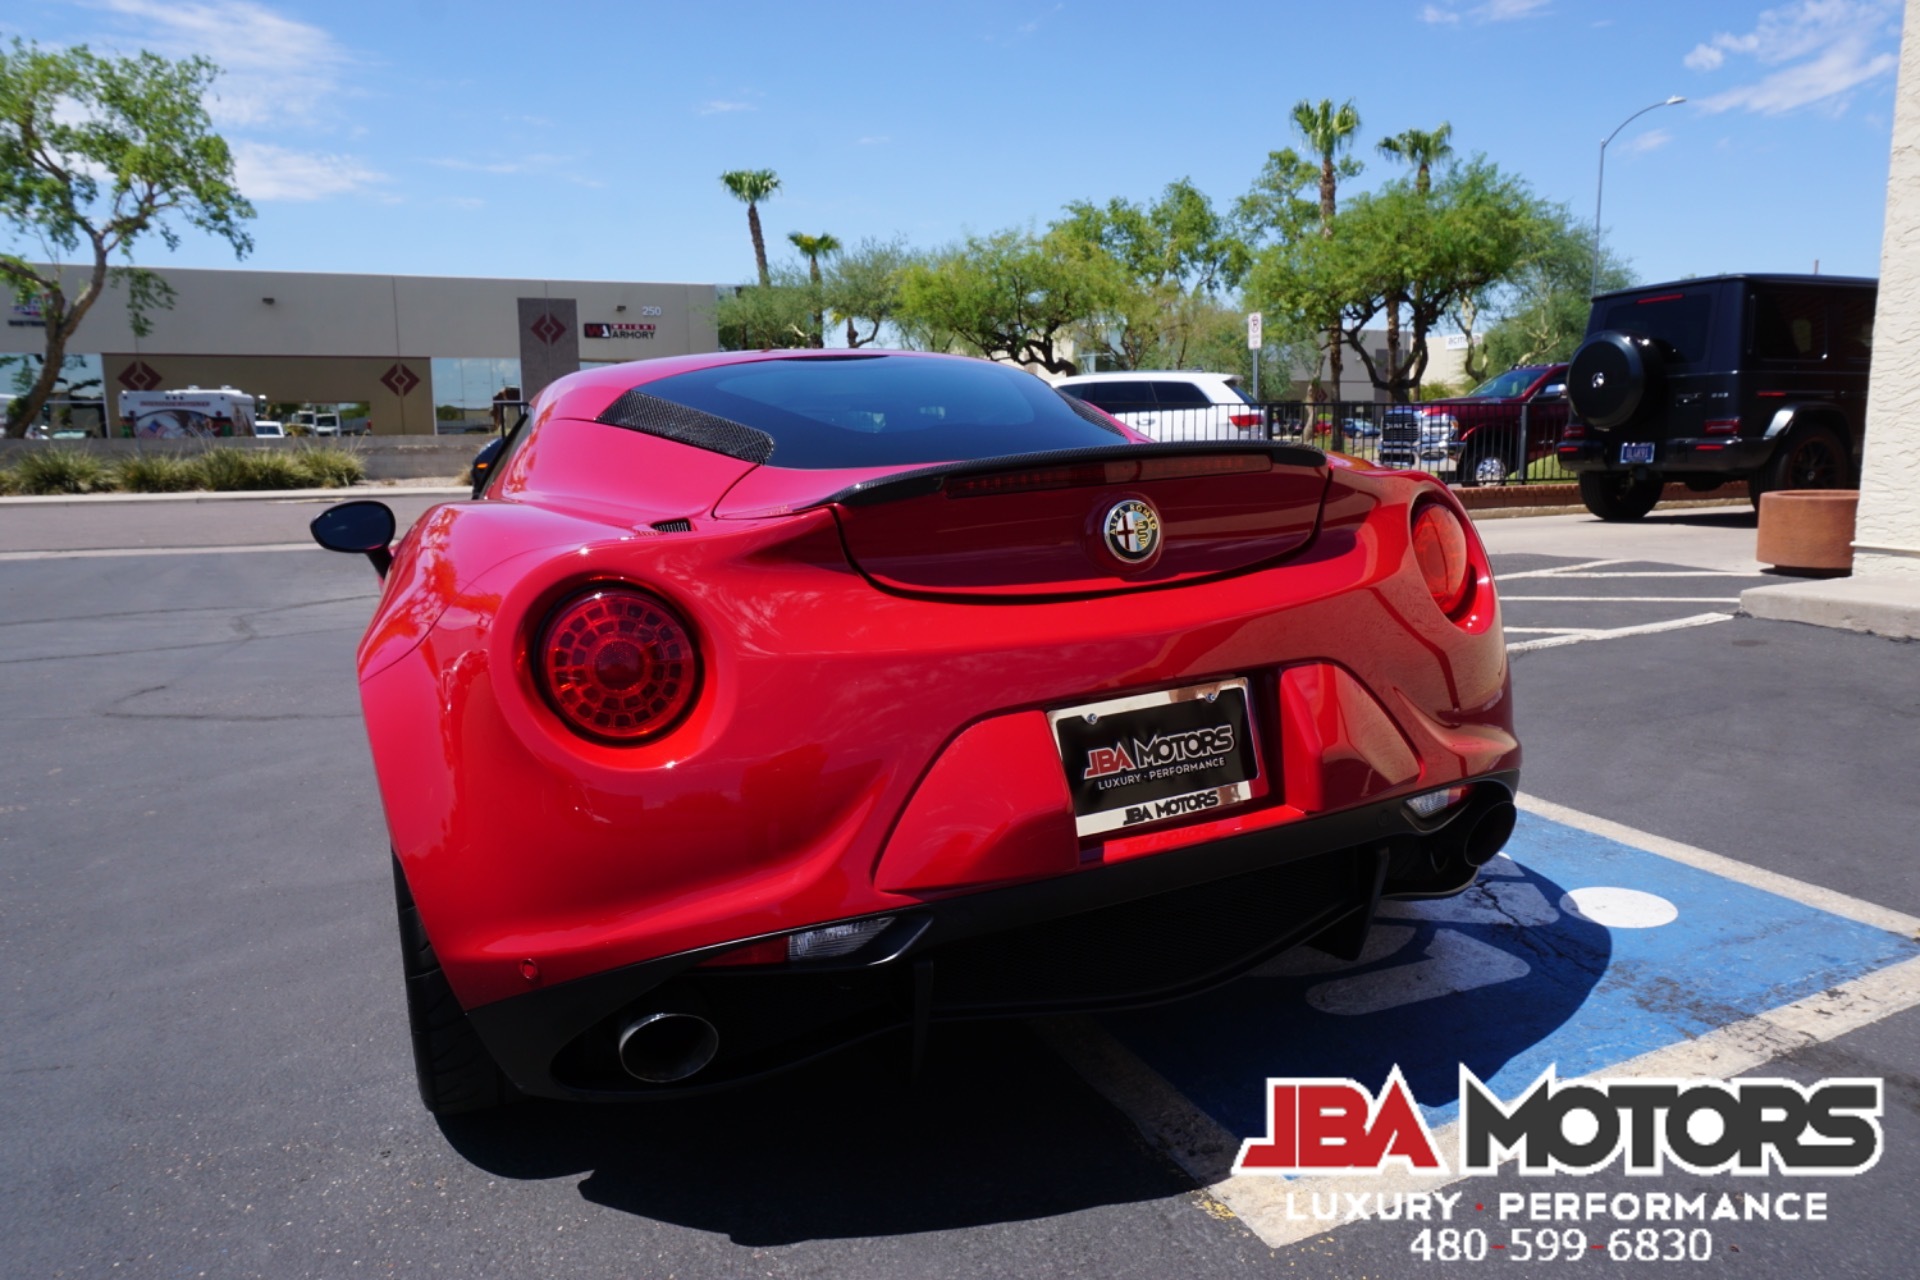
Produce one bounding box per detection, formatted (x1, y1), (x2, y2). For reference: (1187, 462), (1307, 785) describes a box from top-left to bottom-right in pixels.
(10, 448), (112, 494)
(290, 446), (365, 488)
(116, 453), (202, 492)
(0, 444), (368, 495)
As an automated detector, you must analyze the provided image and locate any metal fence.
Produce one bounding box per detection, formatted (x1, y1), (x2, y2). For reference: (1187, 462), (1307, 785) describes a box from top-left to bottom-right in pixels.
(1121, 399), (1580, 487)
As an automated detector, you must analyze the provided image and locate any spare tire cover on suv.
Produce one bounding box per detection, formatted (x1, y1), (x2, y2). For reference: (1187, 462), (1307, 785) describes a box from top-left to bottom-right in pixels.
(1567, 331), (1662, 431)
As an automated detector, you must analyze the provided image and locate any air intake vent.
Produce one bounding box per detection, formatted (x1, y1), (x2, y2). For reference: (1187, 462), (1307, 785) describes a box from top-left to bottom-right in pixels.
(650, 519), (693, 533)
(597, 390), (775, 463)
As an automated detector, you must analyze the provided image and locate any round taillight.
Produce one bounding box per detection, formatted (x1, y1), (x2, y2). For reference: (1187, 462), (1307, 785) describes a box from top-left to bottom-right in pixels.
(537, 588), (700, 743)
(1411, 502), (1471, 615)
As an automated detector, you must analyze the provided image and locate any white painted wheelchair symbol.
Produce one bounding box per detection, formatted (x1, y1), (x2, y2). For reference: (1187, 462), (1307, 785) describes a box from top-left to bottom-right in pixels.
(1251, 856), (1677, 1017)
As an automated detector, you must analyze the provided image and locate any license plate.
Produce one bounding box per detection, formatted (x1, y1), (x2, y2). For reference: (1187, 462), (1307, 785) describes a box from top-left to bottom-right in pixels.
(1048, 679), (1261, 837)
(1619, 442), (1656, 465)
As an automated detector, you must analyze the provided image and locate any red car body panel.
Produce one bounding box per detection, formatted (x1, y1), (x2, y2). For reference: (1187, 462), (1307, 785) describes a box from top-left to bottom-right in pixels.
(342, 352), (1517, 1105)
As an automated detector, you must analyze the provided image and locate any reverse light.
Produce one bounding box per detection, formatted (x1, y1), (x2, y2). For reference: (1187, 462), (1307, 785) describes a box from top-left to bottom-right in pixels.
(787, 917), (894, 960)
(537, 587), (700, 744)
(1410, 502), (1472, 616)
(1407, 785), (1472, 818)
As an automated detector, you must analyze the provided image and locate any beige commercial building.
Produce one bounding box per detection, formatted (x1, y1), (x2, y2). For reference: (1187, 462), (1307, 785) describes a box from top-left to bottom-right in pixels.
(1, 266), (721, 434)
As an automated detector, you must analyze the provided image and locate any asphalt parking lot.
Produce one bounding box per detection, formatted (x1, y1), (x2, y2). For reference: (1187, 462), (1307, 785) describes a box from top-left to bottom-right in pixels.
(2, 495), (1916, 1278)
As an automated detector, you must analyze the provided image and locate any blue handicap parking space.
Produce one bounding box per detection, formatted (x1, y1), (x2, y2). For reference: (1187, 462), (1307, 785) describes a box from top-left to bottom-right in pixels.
(1097, 812), (1920, 1137)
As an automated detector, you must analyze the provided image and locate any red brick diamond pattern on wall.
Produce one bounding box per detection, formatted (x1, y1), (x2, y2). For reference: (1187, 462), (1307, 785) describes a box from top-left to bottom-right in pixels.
(381, 363), (420, 396)
(118, 361), (163, 391)
(529, 311), (567, 345)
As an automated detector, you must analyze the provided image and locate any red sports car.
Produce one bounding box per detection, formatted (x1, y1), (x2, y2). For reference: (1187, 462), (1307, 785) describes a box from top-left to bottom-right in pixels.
(312, 349), (1520, 1114)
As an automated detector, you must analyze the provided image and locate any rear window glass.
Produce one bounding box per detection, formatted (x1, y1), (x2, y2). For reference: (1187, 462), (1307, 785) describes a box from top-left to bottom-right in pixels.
(1062, 381), (1156, 413)
(1831, 294), (1874, 362)
(1601, 293), (1713, 363)
(639, 356), (1126, 469)
(1148, 380), (1213, 409)
(1750, 288), (1827, 361)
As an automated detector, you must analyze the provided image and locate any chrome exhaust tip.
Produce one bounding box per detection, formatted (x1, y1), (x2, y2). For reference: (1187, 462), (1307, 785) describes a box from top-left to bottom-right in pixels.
(616, 1011), (720, 1083)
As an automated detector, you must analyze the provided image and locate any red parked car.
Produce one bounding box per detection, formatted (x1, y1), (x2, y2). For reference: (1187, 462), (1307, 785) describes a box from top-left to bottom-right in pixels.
(1379, 364), (1569, 486)
(312, 349), (1520, 1113)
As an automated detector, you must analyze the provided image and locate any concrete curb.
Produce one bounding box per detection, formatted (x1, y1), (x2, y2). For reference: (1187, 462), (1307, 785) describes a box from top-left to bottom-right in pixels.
(0, 484), (467, 508)
(1741, 578), (1920, 641)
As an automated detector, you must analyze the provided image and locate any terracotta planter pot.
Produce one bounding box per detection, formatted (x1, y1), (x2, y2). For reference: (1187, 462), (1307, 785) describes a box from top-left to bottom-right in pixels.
(1756, 489), (1859, 577)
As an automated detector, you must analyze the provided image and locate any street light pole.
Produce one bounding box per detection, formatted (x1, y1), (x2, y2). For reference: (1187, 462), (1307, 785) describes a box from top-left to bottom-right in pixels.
(1593, 96), (1686, 300)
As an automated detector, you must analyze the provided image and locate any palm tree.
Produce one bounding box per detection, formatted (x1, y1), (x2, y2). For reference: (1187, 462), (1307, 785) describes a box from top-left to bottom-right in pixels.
(1377, 123), (1453, 195)
(788, 231), (842, 347)
(1291, 98), (1363, 402)
(720, 169), (782, 288)
(1374, 124), (1454, 400)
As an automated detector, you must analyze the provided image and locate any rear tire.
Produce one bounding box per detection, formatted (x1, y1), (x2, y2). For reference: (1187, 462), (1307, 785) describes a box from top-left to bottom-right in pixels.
(1578, 471), (1662, 522)
(394, 856), (519, 1116)
(1760, 424), (1851, 494)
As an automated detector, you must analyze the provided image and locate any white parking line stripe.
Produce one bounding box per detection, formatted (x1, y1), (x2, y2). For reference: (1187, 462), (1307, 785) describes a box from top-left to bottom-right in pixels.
(1505, 613), (1732, 652)
(1042, 802), (1920, 1250)
(1497, 559), (1632, 579)
(1500, 627), (1596, 635)
(1515, 795), (1920, 937)
(1501, 595), (1743, 603)
(0, 543), (313, 562)
(1519, 571), (1767, 579)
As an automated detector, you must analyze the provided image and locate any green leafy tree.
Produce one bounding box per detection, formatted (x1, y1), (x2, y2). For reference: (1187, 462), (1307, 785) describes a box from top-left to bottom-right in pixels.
(823, 236), (912, 348)
(896, 229), (1129, 375)
(719, 168), (781, 288)
(1052, 180), (1253, 371)
(1289, 98), (1363, 399)
(1373, 123), (1454, 376)
(1479, 217), (1633, 376)
(786, 230), (841, 347)
(711, 264), (813, 351)
(1252, 160), (1550, 402)
(1, 40), (254, 437)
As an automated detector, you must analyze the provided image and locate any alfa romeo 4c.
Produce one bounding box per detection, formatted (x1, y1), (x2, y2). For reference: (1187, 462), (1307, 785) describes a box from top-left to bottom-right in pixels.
(312, 349), (1520, 1114)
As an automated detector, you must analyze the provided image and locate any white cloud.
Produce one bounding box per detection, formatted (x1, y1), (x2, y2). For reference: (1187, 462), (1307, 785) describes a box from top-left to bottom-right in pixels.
(857, 135), (891, 146)
(1420, 0), (1545, 23)
(1686, 0), (1899, 115)
(83, 0), (357, 129)
(698, 100), (755, 115)
(1617, 128), (1673, 155)
(231, 141), (382, 201)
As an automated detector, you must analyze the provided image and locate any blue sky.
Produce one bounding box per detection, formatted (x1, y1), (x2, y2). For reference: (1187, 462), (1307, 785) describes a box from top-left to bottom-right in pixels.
(2, 0), (1905, 298)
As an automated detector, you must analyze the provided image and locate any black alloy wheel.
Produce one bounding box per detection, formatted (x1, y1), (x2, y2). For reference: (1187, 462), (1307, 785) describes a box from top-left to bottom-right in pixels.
(1762, 425), (1852, 494)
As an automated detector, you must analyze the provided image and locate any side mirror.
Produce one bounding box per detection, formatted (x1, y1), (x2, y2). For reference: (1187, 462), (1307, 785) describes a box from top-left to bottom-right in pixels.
(310, 500), (397, 578)
(1541, 383), (1567, 399)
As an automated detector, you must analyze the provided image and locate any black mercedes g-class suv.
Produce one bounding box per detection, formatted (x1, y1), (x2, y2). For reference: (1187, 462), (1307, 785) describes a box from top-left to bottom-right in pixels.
(1558, 273), (1875, 520)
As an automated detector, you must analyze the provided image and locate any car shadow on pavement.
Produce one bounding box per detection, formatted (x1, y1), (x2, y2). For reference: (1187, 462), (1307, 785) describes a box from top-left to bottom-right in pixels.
(437, 1017), (1190, 1244)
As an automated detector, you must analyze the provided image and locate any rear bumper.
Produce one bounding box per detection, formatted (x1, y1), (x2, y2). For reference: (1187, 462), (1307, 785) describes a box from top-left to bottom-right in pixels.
(467, 772), (1519, 1100)
(1557, 436), (1773, 475)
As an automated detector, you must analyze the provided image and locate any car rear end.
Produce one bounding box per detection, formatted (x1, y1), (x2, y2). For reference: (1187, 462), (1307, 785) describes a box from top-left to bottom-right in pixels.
(363, 353), (1519, 1099)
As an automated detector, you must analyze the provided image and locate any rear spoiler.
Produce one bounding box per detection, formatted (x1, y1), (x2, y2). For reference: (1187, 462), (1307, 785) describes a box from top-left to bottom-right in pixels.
(819, 442), (1327, 509)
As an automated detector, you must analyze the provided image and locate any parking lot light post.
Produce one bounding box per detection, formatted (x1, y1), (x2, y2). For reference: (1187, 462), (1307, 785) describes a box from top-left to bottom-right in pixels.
(1592, 96), (1685, 300)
